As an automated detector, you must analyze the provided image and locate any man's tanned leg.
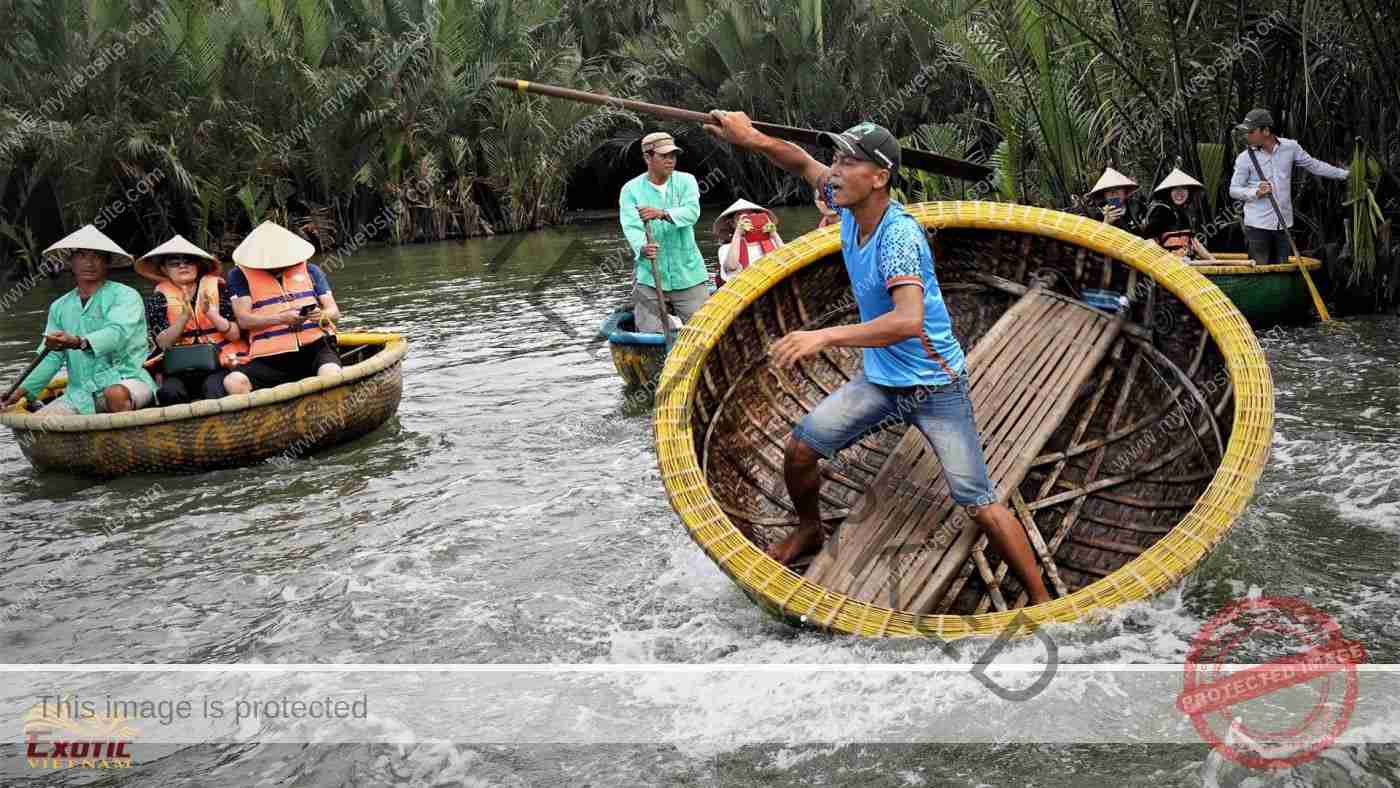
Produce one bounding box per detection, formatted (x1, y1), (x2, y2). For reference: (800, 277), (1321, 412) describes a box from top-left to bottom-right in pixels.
(768, 434), (826, 564)
(970, 503), (1052, 605)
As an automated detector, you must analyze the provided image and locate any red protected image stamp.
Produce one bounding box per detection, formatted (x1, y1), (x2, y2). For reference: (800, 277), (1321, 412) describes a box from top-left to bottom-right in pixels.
(1178, 596), (1367, 769)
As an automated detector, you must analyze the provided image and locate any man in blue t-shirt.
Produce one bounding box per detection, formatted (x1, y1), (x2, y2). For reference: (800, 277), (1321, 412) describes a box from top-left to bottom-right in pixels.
(705, 113), (1051, 605)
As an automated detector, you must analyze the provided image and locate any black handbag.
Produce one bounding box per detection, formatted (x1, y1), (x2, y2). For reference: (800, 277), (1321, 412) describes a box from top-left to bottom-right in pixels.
(163, 342), (220, 374)
(162, 294), (221, 374)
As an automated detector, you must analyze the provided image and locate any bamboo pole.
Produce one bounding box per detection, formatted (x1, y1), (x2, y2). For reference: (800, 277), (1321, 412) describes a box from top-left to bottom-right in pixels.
(493, 77), (992, 181)
(3, 348), (52, 406)
(643, 220), (676, 351)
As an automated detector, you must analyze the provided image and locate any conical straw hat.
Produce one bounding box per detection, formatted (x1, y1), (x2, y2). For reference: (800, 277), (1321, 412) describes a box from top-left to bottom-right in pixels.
(136, 234), (220, 282)
(43, 225), (132, 260)
(1154, 167), (1205, 194)
(712, 199), (778, 236)
(232, 221), (316, 270)
(1088, 167), (1138, 198)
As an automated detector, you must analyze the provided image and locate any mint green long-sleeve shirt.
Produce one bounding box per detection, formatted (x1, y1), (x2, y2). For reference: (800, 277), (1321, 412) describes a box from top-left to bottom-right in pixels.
(20, 280), (156, 414)
(619, 171), (710, 292)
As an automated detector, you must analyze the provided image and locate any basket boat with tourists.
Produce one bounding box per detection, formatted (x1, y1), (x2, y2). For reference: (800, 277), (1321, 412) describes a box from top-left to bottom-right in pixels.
(2, 332), (406, 480)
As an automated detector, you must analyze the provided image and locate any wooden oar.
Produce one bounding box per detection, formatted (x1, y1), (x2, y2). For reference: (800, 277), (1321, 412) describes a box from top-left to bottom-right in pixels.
(1244, 145), (1332, 322)
(643, 219), (677, 351)
(3, 347), (52, 407)
(494, 77), (992, 182)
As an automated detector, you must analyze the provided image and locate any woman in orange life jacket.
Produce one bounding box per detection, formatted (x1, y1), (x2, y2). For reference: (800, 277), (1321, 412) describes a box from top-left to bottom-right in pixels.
(713, 199), (784, 288)
(227, 221), (343, 391)
(137, 235), (251, 405)
(1144, 167), (1217, 263)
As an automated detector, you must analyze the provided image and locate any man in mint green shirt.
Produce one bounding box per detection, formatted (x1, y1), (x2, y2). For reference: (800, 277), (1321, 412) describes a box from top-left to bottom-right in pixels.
(620, 132), (710, 333)
(2, 225), (156, 416)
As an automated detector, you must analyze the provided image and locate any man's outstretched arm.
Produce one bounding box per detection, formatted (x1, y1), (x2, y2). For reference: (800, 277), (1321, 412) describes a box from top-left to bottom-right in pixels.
(705, 110), (828, 191)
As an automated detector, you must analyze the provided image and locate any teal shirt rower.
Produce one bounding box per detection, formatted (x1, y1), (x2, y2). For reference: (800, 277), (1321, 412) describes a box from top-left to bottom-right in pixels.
(19, 280), (156, 414)
(619, 171), (709, 291)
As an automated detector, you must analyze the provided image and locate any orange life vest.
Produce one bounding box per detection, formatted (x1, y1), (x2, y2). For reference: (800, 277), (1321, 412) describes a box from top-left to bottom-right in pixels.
(156, 277), (249, 368)
(240, 262), (333, 359)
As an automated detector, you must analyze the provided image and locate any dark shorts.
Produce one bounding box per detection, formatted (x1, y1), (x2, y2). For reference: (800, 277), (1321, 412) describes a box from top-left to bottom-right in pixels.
(237, 337), (340, 391)
(156, 370), (230, 405)
(1245, 226), (1290, 265)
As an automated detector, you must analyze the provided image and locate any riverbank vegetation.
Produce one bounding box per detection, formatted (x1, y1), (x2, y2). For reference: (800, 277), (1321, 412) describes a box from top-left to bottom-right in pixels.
(1, 0), (1395, 308)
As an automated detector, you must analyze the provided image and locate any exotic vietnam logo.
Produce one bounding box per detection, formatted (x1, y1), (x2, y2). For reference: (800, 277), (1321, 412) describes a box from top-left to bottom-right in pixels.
(23, 694), (139, 770)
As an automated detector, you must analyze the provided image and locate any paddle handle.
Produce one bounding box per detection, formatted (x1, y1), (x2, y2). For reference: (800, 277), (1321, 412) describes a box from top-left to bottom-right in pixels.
(3, 347), (53, 404)
(642, 220), (676, 350)
(1244, 147), (1332, 321)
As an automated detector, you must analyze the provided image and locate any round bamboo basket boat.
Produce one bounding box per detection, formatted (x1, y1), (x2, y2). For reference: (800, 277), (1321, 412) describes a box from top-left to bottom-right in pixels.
(2, 333), (406, 479)
(598, 309), (667, 387)
(653, 202), (1274, 638)
(1193, 253), (1323, 326)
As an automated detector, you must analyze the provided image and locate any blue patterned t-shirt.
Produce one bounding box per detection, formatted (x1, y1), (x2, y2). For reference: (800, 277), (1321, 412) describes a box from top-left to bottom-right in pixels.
(824, 181), (964, 386)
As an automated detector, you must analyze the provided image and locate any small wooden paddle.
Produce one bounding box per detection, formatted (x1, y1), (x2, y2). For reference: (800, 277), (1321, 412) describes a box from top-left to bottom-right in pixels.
(3, 347), (53, 408)
(494, 77), (992, 182)
(1244, 145), (1332, 322)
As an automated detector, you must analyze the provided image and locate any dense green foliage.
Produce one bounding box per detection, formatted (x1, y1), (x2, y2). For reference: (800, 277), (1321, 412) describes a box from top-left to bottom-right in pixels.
(2, 0), (1395, 305)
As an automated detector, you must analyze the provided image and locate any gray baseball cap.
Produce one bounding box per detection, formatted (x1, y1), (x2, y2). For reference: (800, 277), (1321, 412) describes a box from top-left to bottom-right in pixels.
(819, 122), (901, 173)
(1235, 108), (1275, 131)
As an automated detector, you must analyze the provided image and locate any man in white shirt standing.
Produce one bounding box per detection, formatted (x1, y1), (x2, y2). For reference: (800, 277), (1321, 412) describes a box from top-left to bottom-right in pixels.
(1228, 108), (1349, 265)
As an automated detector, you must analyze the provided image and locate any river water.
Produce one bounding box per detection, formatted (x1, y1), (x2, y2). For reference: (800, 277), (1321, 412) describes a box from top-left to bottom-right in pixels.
(0, 207), (1397, 786)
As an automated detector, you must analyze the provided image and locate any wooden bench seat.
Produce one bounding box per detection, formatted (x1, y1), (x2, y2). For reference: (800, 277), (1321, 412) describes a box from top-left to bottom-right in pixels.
(802, 288), (1125, 612)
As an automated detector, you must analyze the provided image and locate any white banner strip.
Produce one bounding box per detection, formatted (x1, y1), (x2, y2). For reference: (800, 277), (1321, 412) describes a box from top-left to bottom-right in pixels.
(3, 666), (1397, 748)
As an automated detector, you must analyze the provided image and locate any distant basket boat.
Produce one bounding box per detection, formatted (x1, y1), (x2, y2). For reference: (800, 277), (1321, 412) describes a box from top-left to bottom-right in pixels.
(653, 202), (1274, 638)
(1194, 253), (1324, 326)
(1, 333), (406, 479)
(598, 309), (667, 388)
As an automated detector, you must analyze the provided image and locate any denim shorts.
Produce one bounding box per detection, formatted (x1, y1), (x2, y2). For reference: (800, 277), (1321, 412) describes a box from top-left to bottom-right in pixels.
(791, 373), (997, 507)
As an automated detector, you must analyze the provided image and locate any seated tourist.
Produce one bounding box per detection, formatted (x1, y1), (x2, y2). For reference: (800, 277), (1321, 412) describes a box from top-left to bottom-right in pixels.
(1086, 167), (1148, 237)
(227, 221), (342, 391)
(713, 199), (784, 287)
(1146, 168), (1217, 262)
(138, 235), (251, 405)
(1, 226), (155, 415)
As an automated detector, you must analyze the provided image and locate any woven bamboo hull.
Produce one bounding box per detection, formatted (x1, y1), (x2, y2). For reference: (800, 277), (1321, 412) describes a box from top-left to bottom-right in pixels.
(610, 343), (665, 388)
(598, 310), (667, 387)
(654, 202), (1274, 637)
(1196, 254), (1323, 326)
(2, 333), (406, 479)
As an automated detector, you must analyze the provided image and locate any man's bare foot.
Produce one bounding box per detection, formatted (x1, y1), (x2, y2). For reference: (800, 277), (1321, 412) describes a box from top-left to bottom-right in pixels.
(765, 523), (825, 565)
(1028, 591), (1052, 606)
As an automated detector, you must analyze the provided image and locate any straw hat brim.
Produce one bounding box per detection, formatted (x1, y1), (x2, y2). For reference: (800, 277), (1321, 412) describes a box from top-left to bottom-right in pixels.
(1153, 168), (1206, 194)
(1088, 167), (1139, 198)
(43, 225), (132, 260)
(136, 235), (220, 282)
(231, 221), (316, 270)
(712, 199), (778, 236)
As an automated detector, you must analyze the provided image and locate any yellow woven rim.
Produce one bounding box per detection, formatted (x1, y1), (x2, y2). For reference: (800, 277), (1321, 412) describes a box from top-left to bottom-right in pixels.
(1193, 253), (1321, 276)
(2, 332), (407, 433)
(653, 201), (1274, 638)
